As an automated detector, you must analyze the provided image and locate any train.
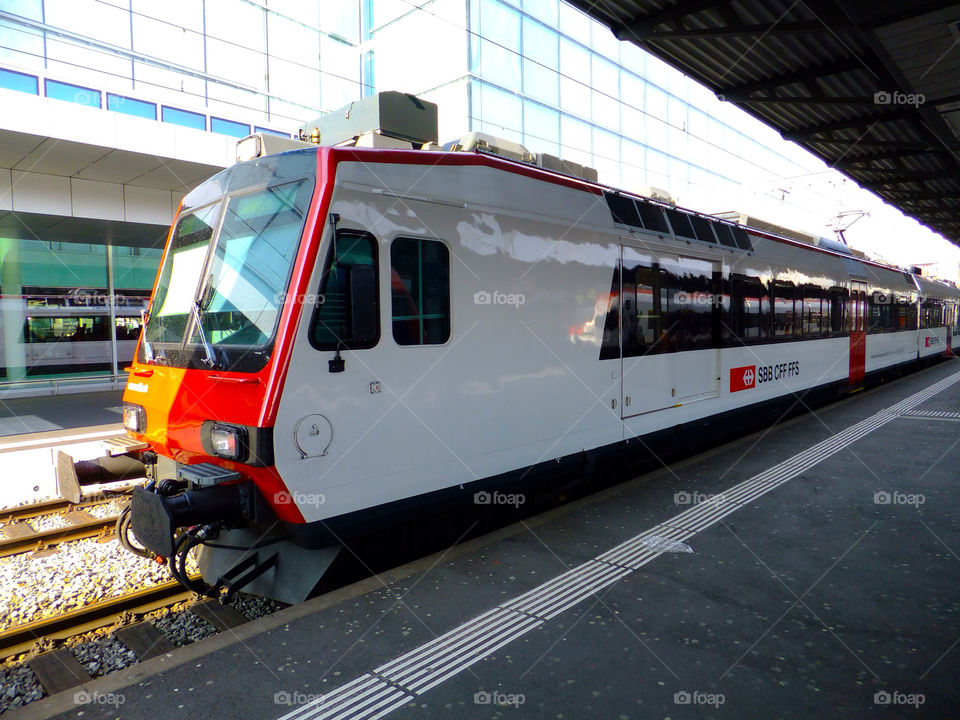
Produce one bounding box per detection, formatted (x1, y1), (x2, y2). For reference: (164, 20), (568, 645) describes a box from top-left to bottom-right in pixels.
(117, 93), (960, 604)
(0, 290), (148, 378)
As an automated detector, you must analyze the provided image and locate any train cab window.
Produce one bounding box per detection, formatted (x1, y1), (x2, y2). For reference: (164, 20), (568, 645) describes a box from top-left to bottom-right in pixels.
(772, 281), (797, 339)
(390, 237), (450, 346)
(310, 231), (380, 350)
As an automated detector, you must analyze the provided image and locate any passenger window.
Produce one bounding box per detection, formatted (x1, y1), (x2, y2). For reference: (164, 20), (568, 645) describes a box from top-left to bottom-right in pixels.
(729, 274), (770, 344)
(801, 285), (823, 337)
(772, 281), (797, 339)
(309, 231), (379, 350)
(390, 237), (450, 346)
(620, 256), (716, 355)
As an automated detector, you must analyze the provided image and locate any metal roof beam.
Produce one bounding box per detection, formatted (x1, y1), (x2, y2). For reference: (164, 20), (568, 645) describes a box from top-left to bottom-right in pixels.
(717, 59), (864, 99)
(613, 0), (721, 39)
(735, 95), (896, 105)
(782, 109), (917, 139)
(868, 175), (953, 189)
(807, 139), (937, 150)
(835, 148), (940, 167)
(628, 21), (852, 41)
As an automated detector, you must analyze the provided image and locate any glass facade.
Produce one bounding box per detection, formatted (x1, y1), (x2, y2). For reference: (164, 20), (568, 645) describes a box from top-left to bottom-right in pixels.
(0, 237), (161, 382)
(0, 0), (913, 388)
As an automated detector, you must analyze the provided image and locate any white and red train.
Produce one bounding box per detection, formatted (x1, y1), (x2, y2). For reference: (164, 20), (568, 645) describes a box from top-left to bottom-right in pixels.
(119, 95), (960, 603)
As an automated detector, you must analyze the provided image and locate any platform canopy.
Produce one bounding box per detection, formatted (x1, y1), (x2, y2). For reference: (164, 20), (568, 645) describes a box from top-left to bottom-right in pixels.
(569, 0), (960, 245)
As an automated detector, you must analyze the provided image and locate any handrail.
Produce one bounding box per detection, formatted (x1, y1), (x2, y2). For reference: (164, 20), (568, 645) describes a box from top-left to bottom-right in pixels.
(0, 373), (127, 396)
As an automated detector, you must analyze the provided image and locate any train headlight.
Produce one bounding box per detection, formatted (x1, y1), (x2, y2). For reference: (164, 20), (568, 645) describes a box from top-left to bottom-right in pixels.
(122, 403), (146, 434)
(209, 424), (246, 460)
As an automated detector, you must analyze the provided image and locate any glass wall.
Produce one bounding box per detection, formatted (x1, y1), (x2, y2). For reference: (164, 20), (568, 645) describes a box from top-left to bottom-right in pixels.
(0, 237), (161, 381)
(0, 0), (368, 134)
(465, 0), (810, 214)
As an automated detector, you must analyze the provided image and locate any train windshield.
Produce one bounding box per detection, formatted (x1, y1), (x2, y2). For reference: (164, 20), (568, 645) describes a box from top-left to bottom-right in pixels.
(143, 178), (313, 371)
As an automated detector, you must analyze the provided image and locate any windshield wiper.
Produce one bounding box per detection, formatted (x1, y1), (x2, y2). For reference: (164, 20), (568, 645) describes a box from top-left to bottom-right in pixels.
(140, 308), (155, 363)
(191, 300), (219, 369)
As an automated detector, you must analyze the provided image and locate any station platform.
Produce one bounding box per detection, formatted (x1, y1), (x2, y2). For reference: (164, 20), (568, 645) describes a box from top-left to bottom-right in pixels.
(0, 391), (123, 437)
(0, 392), (125, 507)
(18, 359), (960, 720)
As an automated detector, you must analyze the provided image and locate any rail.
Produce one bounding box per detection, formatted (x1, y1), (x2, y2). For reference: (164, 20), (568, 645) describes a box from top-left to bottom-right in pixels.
(0, 515), (119, 558)
(0, 580), (195, 658)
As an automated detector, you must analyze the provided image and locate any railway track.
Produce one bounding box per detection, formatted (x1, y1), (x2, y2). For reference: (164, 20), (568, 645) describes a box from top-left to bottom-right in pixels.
(0, 497), (126, 558)
(0, 515), (119, 558)
(0, 580), (194, 659)
(0, 576), (261, 706)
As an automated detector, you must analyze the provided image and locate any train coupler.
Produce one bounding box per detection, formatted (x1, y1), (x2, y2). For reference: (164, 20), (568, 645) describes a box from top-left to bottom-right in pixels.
(128, 466), (268, 558)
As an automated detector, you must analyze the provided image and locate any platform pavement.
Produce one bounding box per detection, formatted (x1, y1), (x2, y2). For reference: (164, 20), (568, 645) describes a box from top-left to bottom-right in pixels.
(18, 357), (960, 720)
(0, 391), (123, 437)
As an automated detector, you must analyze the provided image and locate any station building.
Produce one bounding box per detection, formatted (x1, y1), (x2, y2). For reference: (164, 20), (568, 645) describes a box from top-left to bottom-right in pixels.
(0, 0), (893, 391)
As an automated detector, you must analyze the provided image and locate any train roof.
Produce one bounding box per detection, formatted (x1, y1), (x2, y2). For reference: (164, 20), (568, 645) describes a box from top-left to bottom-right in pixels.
(322, 145), (936, 280)
(215, 140), (957, 295)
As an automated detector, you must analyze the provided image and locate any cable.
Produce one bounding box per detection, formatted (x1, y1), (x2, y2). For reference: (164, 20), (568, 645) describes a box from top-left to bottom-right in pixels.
(169, 528), (215, 596)
(115, 504), (154, 559)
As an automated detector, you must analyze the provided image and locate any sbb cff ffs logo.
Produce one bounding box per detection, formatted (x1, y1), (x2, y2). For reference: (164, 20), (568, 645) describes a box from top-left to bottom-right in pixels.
(730, 361), (800, 392)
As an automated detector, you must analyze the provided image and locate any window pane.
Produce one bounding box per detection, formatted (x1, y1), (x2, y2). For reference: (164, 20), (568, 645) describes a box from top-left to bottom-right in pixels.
(107, 93), (157, 120)
(477, 0), (521, 92)
(523, 100), (559, 156)
(475, 82), (522, 143)
(211, 117), (251, 137)
(523, 0), (558, 25)
(45, 79), (101, 108)
(522, 17), (557, 105)
(311, 232), (379, 349)
(0, 67), (38, 94)
(163, 106), (206, 130)
(199, 181), (310, 347)
(391, 238), (450, 346)
(773, 282), (797, 338)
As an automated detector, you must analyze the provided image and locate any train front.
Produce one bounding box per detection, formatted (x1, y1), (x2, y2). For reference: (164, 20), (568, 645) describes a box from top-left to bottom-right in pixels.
(118, 149), (329, 604)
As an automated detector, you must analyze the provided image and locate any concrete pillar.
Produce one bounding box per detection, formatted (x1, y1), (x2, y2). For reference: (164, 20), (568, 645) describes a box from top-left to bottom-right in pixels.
(0, 237), (26, 382)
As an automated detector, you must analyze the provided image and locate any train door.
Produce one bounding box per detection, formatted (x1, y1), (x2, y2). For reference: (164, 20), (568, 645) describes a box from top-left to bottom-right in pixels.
(620, 243), (720, 419)
(849, 281), (867, 386)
